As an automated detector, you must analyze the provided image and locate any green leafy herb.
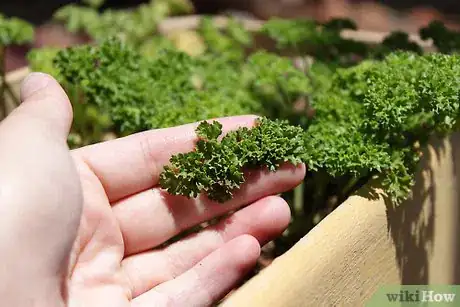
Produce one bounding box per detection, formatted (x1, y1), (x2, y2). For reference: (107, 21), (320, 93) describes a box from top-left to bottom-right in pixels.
(260, 18), (369, 65)
(37, 13), (460, 256)
(27, 47), (62, 79)
(0, 13), (34, 46)
(53, 0), (194, 45)
(197, 16), (251, 62)
(420, 20), (460, 54)
(159, 117), (305, 202)
(53, 38), (259, 134)
(0, 13), (34, 119)
(375, 31), (423, 57)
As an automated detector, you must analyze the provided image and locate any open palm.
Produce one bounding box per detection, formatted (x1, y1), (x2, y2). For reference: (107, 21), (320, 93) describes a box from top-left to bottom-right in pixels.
(0, 74), (305, 307)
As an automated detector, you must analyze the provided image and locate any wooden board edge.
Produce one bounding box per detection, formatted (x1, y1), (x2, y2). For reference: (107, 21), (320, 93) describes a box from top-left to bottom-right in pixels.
(6, 67), (30, 87)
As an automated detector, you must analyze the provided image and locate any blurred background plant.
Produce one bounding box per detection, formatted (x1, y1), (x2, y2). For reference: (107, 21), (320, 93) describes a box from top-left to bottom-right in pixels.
(0, 13), (33, 119)
(27, 0), (198, 147)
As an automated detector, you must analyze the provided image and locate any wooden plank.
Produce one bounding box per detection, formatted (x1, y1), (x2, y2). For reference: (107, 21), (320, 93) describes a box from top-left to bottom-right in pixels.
(5, 66), (30, 86)
(1, 67), (30, 118)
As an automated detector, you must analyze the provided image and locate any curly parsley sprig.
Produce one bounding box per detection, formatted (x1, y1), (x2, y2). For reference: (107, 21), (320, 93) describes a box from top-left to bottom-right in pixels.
(159, 117), (305, 203)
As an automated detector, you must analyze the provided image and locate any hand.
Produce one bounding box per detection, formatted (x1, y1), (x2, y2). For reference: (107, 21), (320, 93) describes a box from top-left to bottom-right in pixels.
(0, 73), (305, 307)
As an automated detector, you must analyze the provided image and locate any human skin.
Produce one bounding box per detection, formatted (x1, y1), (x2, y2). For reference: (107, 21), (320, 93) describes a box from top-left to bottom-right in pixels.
(0, 73), (305, 307)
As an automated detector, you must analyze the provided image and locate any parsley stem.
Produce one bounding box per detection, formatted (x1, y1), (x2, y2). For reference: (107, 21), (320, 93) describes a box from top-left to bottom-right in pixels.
(293, 182), (304, 217)
(0, 46), (6, 120)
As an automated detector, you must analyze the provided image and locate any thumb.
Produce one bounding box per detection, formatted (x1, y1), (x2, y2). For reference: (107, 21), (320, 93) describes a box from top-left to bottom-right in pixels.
(11, 72), (73, 141)
(0, 73), (82, 304)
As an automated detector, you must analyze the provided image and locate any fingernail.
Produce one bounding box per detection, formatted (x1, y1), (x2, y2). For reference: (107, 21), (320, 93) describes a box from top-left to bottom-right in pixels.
(21, 72), (51, 101)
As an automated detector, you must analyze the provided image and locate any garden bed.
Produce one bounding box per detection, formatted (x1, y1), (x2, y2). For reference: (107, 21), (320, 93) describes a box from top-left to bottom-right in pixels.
(5, 14), (460, 306)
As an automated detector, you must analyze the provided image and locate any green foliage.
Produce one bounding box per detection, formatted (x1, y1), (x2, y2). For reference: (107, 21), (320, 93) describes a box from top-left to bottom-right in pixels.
(315, 52), (460, 202)
(420, 20), (460, 54)
(164, 0), (195, 15)
(198, 16), (233, 54)
(260, 18), (368, 65)
(159, 117), (305, 202)
(51, 31), (460, 205)
(323, 18), (357, 32)
(33, 11), (460, 256)
(27, 47), (113, 147)
(303, 91), (391, 178)
(53, 0), (194, 45)
(260, 18), (318, 49)
(197, 16), (251, 61)
(53, 38), (259, 134)
(226, 16), (253, 47)
(362, 52), (460, 142)
(357, 53), (460, 200)
(375, 31), (423, 57)
(138, 36), (176, 57)
(196, 119), (223, 140)
(0, 14), (34, 120)
(0, 13), (34, 46)
(53, 5), (98, 34)
(247, 51), (310, 96)
(246, 51), (311, 125)
(157, 53), (460, 205)
(27, 47), (62, 79)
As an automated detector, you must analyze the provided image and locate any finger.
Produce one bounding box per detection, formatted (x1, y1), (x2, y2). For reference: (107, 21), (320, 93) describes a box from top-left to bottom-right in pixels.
(73, 115), (258, 203)
(6, 72), (73, 141)
(122, 195), (290, 297)
(131, 235), (260, 307)
(0, 73), (81, 295)
(114, 162), (305, 255)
